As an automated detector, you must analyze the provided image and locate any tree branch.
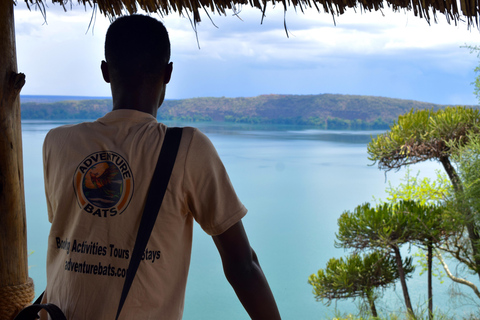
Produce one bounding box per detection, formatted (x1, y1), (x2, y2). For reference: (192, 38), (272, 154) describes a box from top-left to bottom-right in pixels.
(437, 244), (475, 270)
(436, 249), (480, 299)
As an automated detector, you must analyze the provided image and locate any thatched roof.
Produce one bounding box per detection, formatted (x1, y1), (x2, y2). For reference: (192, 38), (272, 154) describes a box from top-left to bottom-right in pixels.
(22, 0), (480, 27)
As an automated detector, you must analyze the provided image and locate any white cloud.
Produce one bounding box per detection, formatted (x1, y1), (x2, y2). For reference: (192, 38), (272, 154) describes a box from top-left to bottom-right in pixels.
(11, 2), (480, 104)
(14, 4), (110, 96)
(166, 5), (479, 63)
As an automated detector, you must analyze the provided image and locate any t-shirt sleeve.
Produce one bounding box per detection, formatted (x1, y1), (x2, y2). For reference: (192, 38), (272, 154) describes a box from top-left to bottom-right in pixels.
(183, 129), (247, 236)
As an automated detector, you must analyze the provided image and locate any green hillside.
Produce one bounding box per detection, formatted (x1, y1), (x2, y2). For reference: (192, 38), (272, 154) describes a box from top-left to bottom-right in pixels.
(20, 94), (465, 129)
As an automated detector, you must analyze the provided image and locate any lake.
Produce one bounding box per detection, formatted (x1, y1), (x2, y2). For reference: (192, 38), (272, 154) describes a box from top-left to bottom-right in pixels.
(22, 120), (477, 319)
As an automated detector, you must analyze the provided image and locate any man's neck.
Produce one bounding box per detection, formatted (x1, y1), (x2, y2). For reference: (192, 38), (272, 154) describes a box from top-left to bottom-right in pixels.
(112, 103), (157, 118)
(110, 84), (164, 118)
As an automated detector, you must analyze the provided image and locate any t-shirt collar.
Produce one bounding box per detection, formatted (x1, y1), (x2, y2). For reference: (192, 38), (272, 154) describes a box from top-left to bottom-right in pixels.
(97, 109), (157, 124)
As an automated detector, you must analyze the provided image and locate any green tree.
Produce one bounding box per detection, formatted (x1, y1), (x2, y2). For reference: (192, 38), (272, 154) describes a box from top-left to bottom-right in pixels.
(434, 130), (480, 299)
(409, 203), (452, 320)
(382, 169), (452, 206)
(381, 170), (453, 319)
(336, 201), (420, 318)
(337, 200), (450, 319)
(367, 107), (480, 281)
(383, 167), (480, 305)
(308, 251), (414, 318)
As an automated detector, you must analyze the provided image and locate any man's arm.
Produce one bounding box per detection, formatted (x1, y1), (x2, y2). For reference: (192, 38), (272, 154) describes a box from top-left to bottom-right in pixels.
(212, 221), (281, 320)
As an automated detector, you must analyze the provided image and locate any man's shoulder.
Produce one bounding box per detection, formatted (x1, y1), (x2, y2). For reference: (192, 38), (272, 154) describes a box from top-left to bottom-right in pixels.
(44, 120), (96, 144)
(177, 126), (221, 160)
(176, 126), (211, 146)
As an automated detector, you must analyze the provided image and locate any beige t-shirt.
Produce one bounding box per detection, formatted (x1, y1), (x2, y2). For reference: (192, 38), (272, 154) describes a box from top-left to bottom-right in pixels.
(42, 109), (247, 320)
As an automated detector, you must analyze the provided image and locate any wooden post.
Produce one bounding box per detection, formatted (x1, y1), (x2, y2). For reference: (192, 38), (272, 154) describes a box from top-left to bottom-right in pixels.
(0, 2), (33, 319)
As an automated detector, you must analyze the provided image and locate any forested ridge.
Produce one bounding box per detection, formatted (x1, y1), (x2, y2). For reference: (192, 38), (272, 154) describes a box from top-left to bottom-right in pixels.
(20, 94), (466, 129)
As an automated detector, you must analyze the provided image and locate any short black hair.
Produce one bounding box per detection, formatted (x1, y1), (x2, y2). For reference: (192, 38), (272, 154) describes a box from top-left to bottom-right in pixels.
(105, 15), (170, 77)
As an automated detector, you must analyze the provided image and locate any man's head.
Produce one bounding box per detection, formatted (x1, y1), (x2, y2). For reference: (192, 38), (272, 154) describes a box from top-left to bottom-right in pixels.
(102, 15), (173, 115)
(104, 14), (171, 81)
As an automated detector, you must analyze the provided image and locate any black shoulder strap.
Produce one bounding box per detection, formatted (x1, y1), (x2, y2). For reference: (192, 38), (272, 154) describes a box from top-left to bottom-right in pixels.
(115, 127), (183, 320)
(14, 302), (67, 320)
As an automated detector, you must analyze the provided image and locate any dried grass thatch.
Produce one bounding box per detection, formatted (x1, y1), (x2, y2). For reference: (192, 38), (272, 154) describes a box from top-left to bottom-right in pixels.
(20, 0), (480, 28)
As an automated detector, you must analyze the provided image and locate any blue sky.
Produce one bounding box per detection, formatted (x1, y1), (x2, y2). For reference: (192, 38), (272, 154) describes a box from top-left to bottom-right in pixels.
(13, 2), (480, 105)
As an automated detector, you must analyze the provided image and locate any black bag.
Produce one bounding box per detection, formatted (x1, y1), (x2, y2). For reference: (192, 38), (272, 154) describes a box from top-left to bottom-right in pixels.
(13, 127), (183, 320)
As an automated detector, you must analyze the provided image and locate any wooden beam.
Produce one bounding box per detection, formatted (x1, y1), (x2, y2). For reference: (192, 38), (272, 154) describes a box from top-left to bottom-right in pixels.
(0, 2), (33, 319)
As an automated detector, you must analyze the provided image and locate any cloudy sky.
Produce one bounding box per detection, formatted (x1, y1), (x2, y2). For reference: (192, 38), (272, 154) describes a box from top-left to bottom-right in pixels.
(13, 2), (480, 105)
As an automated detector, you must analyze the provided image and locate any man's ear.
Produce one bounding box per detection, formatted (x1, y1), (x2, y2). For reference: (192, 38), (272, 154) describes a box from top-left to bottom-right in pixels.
(163, 62), (173, 84)
(101, 60), (110, 83)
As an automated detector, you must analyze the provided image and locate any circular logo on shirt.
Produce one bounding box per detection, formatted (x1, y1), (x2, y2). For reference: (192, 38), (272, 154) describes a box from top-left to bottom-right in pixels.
(73, 151), (134, 218)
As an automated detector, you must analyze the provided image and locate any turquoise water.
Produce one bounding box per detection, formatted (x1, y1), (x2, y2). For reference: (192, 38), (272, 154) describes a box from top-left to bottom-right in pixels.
(22, 120), (476, 319)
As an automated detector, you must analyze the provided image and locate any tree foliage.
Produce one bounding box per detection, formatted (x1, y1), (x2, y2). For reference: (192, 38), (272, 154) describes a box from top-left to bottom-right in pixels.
(368, 106), (480, 284)
(380, 169), (454, 319)
(336, 201), (446, 251)
(437, 130), (480, 276)
(336, 200), (449, 319)
(450, 130), (480, 221)
(308, 251), (413, 317)
(311, 106), (480, 317)
(381, 119), (480, 302)
(367, 107), (480, 173)
(382, 169), (451, 206)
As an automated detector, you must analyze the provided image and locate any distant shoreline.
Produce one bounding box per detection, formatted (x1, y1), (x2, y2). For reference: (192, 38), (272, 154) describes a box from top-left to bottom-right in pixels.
(19, 94), (476, 130)
(20, 95), (112, 104)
